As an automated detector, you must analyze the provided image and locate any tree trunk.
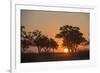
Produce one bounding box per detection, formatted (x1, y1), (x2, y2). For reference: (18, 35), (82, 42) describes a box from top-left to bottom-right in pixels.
(38, 47), (41, 54)
(53, 49), (54, 53)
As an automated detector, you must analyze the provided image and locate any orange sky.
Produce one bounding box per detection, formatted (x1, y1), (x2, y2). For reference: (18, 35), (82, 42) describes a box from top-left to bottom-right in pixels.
(21, 10), (89, 52)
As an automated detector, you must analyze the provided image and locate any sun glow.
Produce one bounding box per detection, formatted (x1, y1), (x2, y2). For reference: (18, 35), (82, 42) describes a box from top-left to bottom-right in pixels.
(64, 48), (69, 53)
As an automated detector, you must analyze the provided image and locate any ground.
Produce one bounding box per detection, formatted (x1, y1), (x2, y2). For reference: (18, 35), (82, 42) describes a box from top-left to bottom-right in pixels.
(21, 50), (89, 63)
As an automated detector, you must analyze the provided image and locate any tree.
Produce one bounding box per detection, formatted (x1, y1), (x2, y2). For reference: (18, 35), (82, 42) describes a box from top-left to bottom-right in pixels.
(34, 35), (49, 54)
(34, 35), (58, 53)
(49, 38), (58, 53)
(56, 25), (87, 53)
(21, 26), (58, 54)
(21, 25), (26, 52)
(21, 26), (32, 53)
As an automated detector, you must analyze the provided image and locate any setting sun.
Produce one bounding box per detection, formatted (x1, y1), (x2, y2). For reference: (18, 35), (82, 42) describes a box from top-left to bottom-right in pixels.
(64, 48), (69, 53)
(21, 10), (90, 63)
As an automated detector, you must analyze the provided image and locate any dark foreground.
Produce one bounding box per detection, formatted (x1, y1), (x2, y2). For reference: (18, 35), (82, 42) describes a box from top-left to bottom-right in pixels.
(21, 50), (89, 63)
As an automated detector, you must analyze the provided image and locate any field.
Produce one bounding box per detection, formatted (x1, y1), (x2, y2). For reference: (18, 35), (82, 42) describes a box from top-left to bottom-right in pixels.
(21, 50), (89, 63)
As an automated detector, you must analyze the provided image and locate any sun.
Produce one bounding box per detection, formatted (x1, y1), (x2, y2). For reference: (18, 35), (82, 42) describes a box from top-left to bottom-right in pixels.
(64, 48), (69, 53)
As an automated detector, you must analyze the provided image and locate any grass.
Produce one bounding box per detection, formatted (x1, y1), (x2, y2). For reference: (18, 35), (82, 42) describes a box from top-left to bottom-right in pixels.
(21, 50), (89, 63)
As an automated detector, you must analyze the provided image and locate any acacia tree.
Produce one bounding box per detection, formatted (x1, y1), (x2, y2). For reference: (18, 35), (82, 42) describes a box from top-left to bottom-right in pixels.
(56, 25), (87, 53)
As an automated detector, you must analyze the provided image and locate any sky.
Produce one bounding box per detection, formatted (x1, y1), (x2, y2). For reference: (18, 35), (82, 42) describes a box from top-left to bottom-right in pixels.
(21, 10), (89, 53)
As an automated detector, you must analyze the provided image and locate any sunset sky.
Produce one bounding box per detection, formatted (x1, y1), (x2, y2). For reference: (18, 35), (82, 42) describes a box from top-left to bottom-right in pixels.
(21, 10), (89, 53)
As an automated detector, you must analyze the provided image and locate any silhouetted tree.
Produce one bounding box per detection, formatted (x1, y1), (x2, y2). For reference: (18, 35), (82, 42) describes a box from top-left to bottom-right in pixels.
(34, 35), (49, 53)
(34, 35), (58, 53)
(56, 25), (87, 53)
(21, 26), (58, 54)
(21, 26), (32, 53)
(21, 26), (30, 53)
(49, 38), (58, 53)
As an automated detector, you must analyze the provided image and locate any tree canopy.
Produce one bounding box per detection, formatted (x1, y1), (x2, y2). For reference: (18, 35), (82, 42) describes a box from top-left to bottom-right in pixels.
(56, 25), (87, 52)
(21, 26), (58, 53)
